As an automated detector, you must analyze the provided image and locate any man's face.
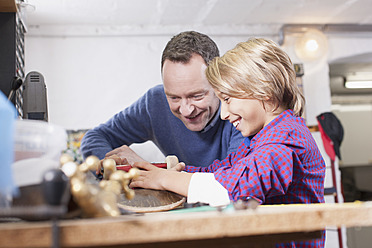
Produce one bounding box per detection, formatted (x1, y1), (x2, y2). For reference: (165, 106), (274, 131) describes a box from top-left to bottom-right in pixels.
(162, 54), (220, 132)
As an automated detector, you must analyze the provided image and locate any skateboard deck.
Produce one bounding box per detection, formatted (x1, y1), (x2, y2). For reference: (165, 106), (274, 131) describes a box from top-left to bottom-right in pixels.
(117, 189), (185, 213)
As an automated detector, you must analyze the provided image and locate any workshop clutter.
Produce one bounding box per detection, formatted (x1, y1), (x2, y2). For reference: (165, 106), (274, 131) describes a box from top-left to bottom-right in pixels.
(0, 91), (17, 207)
(12, 119), (67, 187)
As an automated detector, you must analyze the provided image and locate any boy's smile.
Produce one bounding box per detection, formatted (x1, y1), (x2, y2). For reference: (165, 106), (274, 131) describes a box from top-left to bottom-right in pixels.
(215, 91), (282, 137)
(232, 117), (241, 129)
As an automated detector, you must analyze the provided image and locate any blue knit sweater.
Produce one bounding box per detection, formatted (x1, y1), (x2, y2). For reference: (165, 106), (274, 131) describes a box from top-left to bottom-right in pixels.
(80, 85), (244, 167)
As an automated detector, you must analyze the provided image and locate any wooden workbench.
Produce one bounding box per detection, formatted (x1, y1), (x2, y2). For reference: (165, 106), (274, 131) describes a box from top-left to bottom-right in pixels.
(1, 202), (372, 248)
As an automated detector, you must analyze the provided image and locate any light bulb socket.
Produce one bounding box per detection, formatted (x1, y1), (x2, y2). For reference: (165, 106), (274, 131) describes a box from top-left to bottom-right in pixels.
(295, 29), (328, 61)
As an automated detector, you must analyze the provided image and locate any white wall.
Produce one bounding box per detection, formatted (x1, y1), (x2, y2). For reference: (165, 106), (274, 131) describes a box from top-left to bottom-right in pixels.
(25, 35), (168, 130)
(333, 104), (372, 166)
(24, 31), (275, 130)
(27, 33), (372, 130)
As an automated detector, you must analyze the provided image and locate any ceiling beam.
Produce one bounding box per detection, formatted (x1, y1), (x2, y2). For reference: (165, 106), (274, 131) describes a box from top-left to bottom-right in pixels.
(279, 24), (372, 45)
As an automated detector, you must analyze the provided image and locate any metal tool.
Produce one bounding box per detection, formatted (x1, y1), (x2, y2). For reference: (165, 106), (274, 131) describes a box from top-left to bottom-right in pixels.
(7, 77), (23, 101)
(233, 197), (260, 210)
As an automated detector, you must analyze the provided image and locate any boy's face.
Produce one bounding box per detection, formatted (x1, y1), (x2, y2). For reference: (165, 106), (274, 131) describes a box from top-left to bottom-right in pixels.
(215, 91), (276, 137)
(162, 54), (220, 132)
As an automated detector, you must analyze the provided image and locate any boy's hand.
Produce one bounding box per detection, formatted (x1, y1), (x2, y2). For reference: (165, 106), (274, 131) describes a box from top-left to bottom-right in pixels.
(130, 162), (167, 190)
(130, 161), (191, 197)
(170, 162), (185, 172)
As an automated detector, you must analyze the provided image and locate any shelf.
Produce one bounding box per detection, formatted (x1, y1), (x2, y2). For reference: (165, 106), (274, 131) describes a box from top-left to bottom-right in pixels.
(0, 0), (17, 12)
(308, 125), (319, 132)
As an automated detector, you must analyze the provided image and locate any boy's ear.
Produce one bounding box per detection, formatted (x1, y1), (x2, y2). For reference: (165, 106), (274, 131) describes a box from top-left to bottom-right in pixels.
(261, 98), (278, 113)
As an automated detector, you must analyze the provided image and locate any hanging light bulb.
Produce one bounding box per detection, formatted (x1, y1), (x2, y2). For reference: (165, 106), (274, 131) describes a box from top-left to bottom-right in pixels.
(305, 39), (319, 52)
(295, 29), (328, 61)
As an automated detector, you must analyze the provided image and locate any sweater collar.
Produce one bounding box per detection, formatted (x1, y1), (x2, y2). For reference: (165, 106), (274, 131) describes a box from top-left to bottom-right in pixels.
(200, 103), (221, 133)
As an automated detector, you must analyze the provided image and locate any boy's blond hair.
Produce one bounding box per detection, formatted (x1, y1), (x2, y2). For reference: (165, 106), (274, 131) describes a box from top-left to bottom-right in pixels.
(206, 38), (304, 116)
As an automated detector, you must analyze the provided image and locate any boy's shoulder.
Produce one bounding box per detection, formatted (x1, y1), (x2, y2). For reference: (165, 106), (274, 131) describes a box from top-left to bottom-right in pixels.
(275, 114), (307, 133)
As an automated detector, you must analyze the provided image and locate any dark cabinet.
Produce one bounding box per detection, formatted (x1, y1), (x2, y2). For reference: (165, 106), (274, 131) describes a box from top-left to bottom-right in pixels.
(0, 10), (25, 117)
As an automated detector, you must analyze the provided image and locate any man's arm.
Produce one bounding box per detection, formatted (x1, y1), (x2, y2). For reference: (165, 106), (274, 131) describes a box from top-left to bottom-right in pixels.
(105, 145), (146, 164)
(80, 87), (159, 160)
(80, 128), (117, 160)
(227, 125), (245, 155)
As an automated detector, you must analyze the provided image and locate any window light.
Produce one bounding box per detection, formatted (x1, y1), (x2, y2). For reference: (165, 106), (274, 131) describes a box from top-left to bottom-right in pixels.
(344, 80), (372, 89)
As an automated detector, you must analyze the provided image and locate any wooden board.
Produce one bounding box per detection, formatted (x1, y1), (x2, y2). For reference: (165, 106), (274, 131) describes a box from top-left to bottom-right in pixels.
(118, 189), (185, 213)
(1, 202), (372, 247)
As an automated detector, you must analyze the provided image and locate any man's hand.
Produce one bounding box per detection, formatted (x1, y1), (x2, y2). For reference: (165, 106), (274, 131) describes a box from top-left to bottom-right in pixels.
(105, 145), (146, 164)
(96, 154), (129, 175)
(95, 145), (146, 175)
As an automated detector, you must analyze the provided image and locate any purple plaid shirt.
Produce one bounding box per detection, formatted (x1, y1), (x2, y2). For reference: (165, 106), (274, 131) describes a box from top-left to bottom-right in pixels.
(185, 109), (326, 247)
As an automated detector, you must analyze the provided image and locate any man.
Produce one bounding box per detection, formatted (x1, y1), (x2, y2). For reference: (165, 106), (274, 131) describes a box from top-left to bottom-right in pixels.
(80, 31), (244, 169)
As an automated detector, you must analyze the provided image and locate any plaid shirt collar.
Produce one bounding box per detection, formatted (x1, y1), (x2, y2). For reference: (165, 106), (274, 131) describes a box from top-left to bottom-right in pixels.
(248, 109), (294, 147)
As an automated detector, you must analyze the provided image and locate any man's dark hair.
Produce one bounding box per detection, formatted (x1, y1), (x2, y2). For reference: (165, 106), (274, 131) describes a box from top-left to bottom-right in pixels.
(161, 31), (220, 70)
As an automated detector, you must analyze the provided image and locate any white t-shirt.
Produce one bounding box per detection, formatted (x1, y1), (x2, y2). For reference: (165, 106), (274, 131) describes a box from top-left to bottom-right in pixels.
(187, 172), (230, 207)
